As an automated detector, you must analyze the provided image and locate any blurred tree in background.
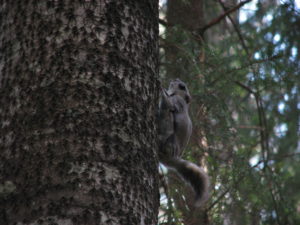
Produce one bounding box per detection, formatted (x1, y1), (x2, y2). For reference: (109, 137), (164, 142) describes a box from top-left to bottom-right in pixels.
(158, 0), (300, 224)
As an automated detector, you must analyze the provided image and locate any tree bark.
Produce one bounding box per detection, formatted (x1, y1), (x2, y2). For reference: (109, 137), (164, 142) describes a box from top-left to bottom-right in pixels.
(0, 1), (159, 225)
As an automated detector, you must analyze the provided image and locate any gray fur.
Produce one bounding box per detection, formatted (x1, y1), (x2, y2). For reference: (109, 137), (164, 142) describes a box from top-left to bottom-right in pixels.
(158, 79), (209, 207)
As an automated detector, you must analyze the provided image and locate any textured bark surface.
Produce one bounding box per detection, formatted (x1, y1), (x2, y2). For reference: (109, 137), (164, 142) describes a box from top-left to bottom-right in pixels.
(0, 1), (159, 224)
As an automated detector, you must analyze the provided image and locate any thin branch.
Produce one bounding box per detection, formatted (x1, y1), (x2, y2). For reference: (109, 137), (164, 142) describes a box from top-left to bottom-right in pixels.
(199, 0), (252, 34)
(234, 80), (256, 95)
(217, 0), (250, 55)
(207, 54), (283, 87)
(159, 0), (252, 35)
(237, 125), (264, 130)
(206, 187), (229, 212)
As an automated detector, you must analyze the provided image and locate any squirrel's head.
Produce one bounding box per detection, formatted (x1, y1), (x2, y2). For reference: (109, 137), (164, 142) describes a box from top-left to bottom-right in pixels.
(167, 79), (191, 104)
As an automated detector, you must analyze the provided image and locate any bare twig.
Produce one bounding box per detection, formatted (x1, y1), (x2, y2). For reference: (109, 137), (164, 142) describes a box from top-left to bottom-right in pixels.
(208, 54), (282, 87)
(199, 0), (252, 34)
(237, 125), (264, 130)
(217, 0), (250, 55)
(159, 0), (252, 36)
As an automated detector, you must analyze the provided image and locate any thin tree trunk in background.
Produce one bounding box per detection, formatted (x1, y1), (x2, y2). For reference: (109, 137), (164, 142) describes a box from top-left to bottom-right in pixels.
(165, 0), (204, 80)
(164, 1), (209, 225)
(205, 0), (238, 44)
(167, 0), (204, 30)
(0, 1), (159, 224)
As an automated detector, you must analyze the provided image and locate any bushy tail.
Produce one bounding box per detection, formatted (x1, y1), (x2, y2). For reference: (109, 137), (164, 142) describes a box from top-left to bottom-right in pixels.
(163, 158), (209, 207)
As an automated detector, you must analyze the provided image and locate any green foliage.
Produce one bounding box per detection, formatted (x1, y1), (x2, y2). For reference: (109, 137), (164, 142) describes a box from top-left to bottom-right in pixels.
(159, 0), (300, 224)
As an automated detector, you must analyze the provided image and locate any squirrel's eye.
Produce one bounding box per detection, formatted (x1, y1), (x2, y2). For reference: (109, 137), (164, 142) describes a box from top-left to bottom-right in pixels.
(178, 83), (186, 90)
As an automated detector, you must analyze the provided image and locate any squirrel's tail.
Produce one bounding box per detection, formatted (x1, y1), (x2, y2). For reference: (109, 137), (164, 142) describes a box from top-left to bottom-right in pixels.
(163, 158), (209, 207)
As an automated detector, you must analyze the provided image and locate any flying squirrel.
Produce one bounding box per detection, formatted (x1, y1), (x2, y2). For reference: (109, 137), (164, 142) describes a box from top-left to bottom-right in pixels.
(157, 78), (209, 207)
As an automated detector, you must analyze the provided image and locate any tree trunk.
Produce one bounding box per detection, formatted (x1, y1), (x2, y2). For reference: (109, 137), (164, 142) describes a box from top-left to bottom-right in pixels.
(0, 1), (159, 225)
(164, 0), (204, 80)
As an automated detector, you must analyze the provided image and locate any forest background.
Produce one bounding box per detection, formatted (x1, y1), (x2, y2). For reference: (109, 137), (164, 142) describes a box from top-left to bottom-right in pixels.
(157, 0), (300, 224)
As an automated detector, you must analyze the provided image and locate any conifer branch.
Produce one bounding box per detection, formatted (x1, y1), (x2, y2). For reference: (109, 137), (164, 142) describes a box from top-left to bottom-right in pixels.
(199, 0), (252, 34)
